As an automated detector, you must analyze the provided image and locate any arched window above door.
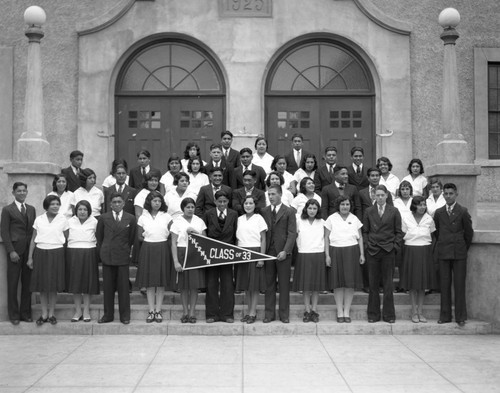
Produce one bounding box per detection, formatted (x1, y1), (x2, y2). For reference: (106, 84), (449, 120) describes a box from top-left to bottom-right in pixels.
(268, 42), (372, 93)
(118, 42), (224, 93)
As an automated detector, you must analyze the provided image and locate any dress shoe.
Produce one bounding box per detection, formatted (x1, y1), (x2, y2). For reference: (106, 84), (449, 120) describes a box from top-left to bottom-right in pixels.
(457, 321), (466, 327)
(121, 320), (130, 325)
(344, 317), (351, 323)
(98, 317), (113, 324)
(368, 319), (378, 323)
(263, 317), (274, 323)
(10, 319), (20, 325)
(280, 318), (289, 324)
(206, 318), (216, 323)
(20, 317), (33, 323)
(337, 317), (345, 323)
(437, 319), (451, 324)
(225, 318), (234, 323)
(383, 318), (395, 324)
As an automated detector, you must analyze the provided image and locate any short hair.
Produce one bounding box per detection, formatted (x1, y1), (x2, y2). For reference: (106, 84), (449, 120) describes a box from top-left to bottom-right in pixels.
(12, 182), (27, 192)
(209, 143), (223, 152)
(398, 180), (413, 196)
(324, 146), (337, 154)
(187, 156), (204, 173)
(300, 153), (318, 171)
(110, 159), (128, 175)
(52, 173), (69, 192)
(180, 197), (196, 211)
(270, 155), (286, 171)
(43, 194), (61, 210)
(70, 150), (83, 159)
(267, 184), (282, 195)
(109, 192), (124, 202)
(351, 146), (364, 156)
(291, 133), (303, 141)
(240, 147), (253, 156)
(74, 200), (91, 218)
(367, 167), (381, 177)
(266, 171), (284, 187)
(183, 142), (201, 160)
(334, 195), (352, 212)
(209, 167), (224, 175)
(376, 156), (393, 171)
(299, 177), (314, 195)
(168, 154), (181, 168)
(374, 185), (389, 195)
(243, 169), (257, 178)
(214, 190), (229, 200)
(144, 190), (167, 213)
(334, 165), (348, 174)
(443, 183), (457, 192)
(254, 136), (268, 150)
(410, 196), (426, 213)
(300, 199), (322, 220)
(79, 168), (96, 188)
(173, 172), (190, 186)
(141, 169), (162, 190)
(242, 195), (261, 214)
(429, 177), (443, 188)
(221, 130), (233, 139)
(407, 158), (425, 174)
(136, 149), (151, 158)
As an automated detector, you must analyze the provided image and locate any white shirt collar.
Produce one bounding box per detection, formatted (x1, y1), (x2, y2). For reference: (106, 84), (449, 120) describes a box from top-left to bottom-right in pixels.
(14, 200), (24, 211)
(272, 203), (282, 213)
(114, 210), (123, 220)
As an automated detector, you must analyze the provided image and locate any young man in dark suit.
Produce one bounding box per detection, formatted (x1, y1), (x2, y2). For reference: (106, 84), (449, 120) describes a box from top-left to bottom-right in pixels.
(103, 163), (137, 215)
(203, 190), (238, 323)
(204, 143), (235, 188)
(195, 167), (233, 217)
(362, 185), (403, 324)
(61, 150), (84, 192)
(232, 170), (266, 216)
(314, 146), (338, 193)
(96, 193), (137, 324)
(347, 146), (370, 191)
(321, 165), (361, 220)
(261, 185), (297, 323)
(284, 133), (311, 175)
(220, 130), (240, 170)
(233, 148), (267, 190)
(1, 182), (36, 325)
(434, 183), (474, 327)
(359, 167), (393, 217)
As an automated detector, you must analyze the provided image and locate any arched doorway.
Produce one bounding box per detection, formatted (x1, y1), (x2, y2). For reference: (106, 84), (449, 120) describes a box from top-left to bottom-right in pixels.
(115, 38), (226, 172)
(265, 38), (375, 166)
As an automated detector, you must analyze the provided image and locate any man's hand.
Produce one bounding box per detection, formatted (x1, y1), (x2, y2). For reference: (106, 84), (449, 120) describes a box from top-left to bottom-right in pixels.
(9, 251), (20, 263)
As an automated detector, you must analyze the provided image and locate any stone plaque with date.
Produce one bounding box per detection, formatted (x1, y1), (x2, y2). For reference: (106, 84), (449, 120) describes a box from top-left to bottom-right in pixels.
(219, 0), (272, 18)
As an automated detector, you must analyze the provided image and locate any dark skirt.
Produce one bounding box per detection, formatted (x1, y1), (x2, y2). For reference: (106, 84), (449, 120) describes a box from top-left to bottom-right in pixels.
(235, 247), (266, 292)
(135, 241), (173, 289)
(292, 252), (327, 292)
(327, 245), (363, 290)
(400, 244), (437, 290)
(66, 248), (100, 294)
(30, 247), (66, 292)
(176, 247), (206, 290)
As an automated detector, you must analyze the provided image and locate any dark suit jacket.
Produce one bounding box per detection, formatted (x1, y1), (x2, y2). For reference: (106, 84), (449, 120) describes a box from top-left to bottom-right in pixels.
(233, 164), (267, 190)
(128, 166), (161, 190)
(104, 185), (137, 216)
(285, 149), (311, 175)
(222, 148), (240, 170)
(204, 162), (235, 188)
(61, 166), (81, 192)
(347, 165), (370, 191)
(434, 203), (473, 260)
(203, 208), (238, 245)
(195, 184), (233, 217)
(96, 211), (137, 266)
(321, 183), (361, 220)
(1, 202), (36, 255)
(359, 187), (393, 219)
(362, 204), (403, 256)
(314, 164), (335, 193)
(232, 187), (266, 216)
(261, 204), (297, 255)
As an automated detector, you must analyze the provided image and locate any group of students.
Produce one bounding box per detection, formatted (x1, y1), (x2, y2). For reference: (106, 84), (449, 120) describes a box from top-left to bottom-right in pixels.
(1, 130), (474, 326)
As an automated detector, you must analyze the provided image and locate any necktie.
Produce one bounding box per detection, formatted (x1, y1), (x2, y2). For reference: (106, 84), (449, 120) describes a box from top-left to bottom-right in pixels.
(447, 206), (452, 216)
(272, 206), (277, 219)
(338, 184), (345, 190)
(142, 167), (146, 176)
(21, 203), (26, 216)
(378, 205), (384, 217)
(296, 150), (301, 167)
(370, 187), (376, 201)
(329, 165), (333, 175)
(356, 165), (361, 175)
(115, 212), (120, 222)
(224, 150), (228, 159)
(219, 212), (225, 220)
(118, 184), (123, 194)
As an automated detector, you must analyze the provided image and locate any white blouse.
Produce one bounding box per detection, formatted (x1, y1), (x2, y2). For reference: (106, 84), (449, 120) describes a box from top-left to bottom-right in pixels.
(393, 197), (413, 220)
(402, 174), (427, 197)
(379, 173), (400, 199)
(134, 188), (152, 208)
(291, 193), (321, 217)
(402, 213), (436, 246)
(47, 191), (74, 219)
(236, 214), (268, 248)
(102, 174), (129, 188)
(426, 193), (446, 218)
(252, 152), (274, 175)
(160, 171), (176, 193)
(33, 213), (69, 250)
(72, 186), (104, 217)
(324, 212), (362, 248)
(170, 215), (207, 247)
(296, 218), (325, 253)
(138, 211), (173, 242)
(181, 158), (207, 174)
(165, 189), (198, 219)
(294, 169), (316, 185)
(187, 172), (210, 197)
(67, 216), (97, 248)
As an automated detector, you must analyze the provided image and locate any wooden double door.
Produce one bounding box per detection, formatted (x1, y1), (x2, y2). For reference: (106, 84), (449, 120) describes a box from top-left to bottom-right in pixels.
(116, 97), (224, 172)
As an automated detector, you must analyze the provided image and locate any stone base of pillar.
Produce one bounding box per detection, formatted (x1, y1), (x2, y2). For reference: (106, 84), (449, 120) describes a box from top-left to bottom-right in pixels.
(426, 163), (481, 225)
(16, 137), (50, 163)
(436, 139), (469, 164)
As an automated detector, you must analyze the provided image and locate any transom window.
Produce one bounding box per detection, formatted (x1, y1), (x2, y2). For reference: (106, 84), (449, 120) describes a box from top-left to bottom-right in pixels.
(489, 63), (500, 159)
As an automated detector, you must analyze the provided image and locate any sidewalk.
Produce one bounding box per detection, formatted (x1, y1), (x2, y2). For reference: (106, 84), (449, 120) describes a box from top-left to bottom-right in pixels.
(1, 334), (499, 392)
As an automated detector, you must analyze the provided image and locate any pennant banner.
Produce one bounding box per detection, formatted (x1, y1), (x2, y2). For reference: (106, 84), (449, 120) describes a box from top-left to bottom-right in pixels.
(182, 233), (276, 270)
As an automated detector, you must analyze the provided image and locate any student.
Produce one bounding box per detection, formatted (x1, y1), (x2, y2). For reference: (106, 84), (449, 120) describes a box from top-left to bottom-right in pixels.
(377, 156), (400, 199)
(102, 159), (129, 190)
(321, 165), (361, 220)
(61, 150), (84, 192)
(1, 182), (36, 325)
(347, 146), (370, 191)
(129, 149), (162, 192)
(232, 170), (266, 216)
(72, 168), (104, 217)
(220, 130), (241, 169)
(203, 190), (238, 323)
(181, 142), (206, 173)
(104, 163), (137, 215)
(314, 146), (338, 193)
(434, 183), (473, 327)
(233, 147), (267, 190)
(204, 143), (234, 188)
(96, 193), (137, 324)
(253, 137), (274, 175)
(261, 185), (297, 323)
(48, 174), (74, 219)
(284, 133), (311, 175)
(195, 167), (233, 217)
(359, 167), (394, 217)
(186, 156), (209, 198)
(402, 158), (427, 198)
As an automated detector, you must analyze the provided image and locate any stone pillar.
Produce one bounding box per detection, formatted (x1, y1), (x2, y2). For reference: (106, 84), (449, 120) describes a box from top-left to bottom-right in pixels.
(426, 8), (481, 224)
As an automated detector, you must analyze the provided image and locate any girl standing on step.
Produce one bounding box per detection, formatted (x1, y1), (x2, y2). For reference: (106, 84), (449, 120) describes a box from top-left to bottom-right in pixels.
(171, 197), (207, 324)
(135, 191), (174, 323)
(400, 196), (437, 323)
(324, 196), (365, 323)
(66, 200), (99, 322)
(292, 199), (327, 323)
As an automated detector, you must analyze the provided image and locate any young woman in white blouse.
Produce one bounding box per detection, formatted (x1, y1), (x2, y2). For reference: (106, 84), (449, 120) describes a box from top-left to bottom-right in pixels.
(265, 172), (294, 207)
(270, 155), (297, 195)
(291, 177), (321, 217)
(66, 200), (99, 322)
(426, 178), (446, 218)
(72, 168), (104, 217)
(402, 158), (428, 198)
(235, 196), (268, 324)
(135, 191), (173, 323)
(292, 199), (327, 323)
(377, 157), (400, 199)
(160, 155), (182, 194)
(252, 137), (274, 175)
(48, 173), (74, 219)
(134, 170), (163, 218)
(324, 196), (365, 323)
(186, 156), (209, 198)
(165, 172), (197, 219)
(27, 195), (69, 326)
(400, 196), (437, 323)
